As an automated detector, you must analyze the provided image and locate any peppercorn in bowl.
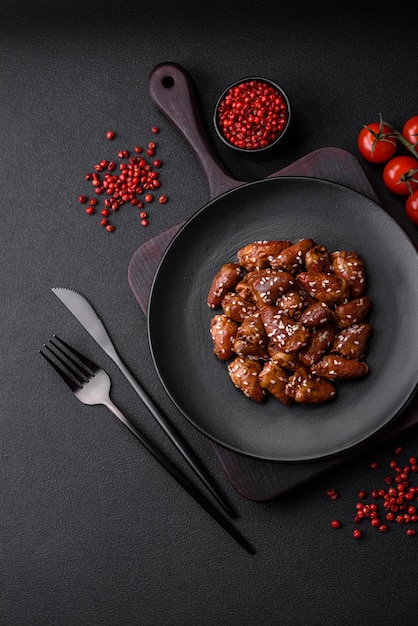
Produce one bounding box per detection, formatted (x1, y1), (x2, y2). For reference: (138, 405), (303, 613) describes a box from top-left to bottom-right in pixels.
(213, 76), (291, 153)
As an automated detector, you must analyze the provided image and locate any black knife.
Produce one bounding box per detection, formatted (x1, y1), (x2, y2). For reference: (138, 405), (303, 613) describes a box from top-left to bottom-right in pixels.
(52, 287), (237, 520)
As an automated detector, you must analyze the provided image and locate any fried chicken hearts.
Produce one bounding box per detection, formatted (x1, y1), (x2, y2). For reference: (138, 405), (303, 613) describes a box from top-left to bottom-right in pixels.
(208, 238), (372, 406)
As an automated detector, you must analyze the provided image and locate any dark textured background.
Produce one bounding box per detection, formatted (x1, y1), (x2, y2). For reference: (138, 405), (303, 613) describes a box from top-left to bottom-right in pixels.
(1, 2), (418, 625)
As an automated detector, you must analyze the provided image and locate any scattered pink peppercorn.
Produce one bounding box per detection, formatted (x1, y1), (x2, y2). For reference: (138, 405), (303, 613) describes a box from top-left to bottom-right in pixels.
(330, 445), (418, 541)
(159, 195), (168, 204)
(353, 529), (362, 539)
(151, 126), (159, 134)
(331, 520), (340, 529)
(79, 127), (168, 233)
(326, 489), (339, 500)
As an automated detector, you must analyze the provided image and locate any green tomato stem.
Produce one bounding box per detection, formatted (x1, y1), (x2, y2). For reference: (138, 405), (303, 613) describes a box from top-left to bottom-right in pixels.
(384, 121), (418, 159)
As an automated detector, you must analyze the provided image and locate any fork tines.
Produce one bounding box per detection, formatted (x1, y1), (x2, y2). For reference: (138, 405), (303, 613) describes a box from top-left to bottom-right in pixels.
(40, 335), (96, 391)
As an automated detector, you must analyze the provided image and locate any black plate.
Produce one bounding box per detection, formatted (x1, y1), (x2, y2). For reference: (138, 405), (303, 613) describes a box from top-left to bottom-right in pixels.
(148, 177), (418, 462)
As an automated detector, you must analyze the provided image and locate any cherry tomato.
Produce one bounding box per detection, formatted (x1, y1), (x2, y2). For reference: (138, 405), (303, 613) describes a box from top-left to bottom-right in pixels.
(383, 156), (418, 195)
(406, 190), (418, 224)
(357, 122), (397, 163)
(402, 116), (418, 146)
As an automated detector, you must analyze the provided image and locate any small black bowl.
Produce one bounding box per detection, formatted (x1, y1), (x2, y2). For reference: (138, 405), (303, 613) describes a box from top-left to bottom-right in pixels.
(213, 76), (291, 155)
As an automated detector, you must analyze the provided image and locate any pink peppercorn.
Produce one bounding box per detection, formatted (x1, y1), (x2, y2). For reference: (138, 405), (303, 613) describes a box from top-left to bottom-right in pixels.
(216, 79), (289, 151)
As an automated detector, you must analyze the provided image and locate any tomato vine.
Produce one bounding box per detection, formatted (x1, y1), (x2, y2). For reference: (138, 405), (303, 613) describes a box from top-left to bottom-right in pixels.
(357, 114), (418, 224)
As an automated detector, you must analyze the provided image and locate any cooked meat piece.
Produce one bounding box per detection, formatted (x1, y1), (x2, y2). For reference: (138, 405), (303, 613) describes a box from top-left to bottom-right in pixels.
(296, 271), (348, 306)
(299, 324), (336, 366)
(311, 354), (369, 380)
(228, 356), (265, 402)
(332, 250), (366, 297)
(276, 289), (306, 319)
(331, 322), (372, 359)
(210, 314), (239, 360)
(334, 296), (372, 329)
(261, 306), (309, 353)
(248, 270), (294, 307)
(233, 314), (268, 359)
(207, 263), (243, 308)
(267, 344), (302, 371)
(259, 361), (293, 405)
(285, 367), (336, 404)
(270, 238), (316, 272)
(305, 244), (333, 273)
(299, 300), (334, 328)
(221, 292), (258, 323)
(237, 240), (292, 271)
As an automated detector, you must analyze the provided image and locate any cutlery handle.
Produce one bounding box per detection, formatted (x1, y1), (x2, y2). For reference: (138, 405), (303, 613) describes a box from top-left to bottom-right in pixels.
(112, 353), (236, 519)
(104, 398), (255, 555)
(149, 62), (242, 198)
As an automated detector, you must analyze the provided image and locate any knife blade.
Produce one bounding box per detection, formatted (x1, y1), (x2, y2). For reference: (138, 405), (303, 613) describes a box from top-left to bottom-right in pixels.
(51, 287), (236, 519)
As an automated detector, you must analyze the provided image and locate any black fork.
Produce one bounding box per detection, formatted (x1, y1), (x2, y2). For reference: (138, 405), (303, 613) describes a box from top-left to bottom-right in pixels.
(40, 336), (255, 555)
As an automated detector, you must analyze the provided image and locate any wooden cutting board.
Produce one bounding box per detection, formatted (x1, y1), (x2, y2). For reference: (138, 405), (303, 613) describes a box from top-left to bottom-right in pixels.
(128, 147), (418, 501)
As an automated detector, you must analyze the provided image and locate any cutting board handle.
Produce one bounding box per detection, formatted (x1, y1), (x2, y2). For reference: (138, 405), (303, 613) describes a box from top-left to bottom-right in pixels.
(149, 63), (243, 198)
